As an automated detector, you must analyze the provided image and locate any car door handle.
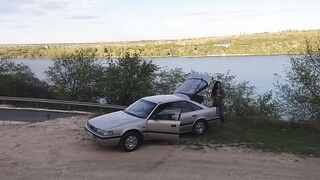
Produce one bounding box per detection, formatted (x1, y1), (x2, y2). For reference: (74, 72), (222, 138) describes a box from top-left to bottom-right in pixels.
(192, 114), (197, 117)
(171, 124), (177, 127)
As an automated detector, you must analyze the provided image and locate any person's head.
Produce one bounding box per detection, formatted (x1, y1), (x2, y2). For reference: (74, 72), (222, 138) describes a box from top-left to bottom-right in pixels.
(216, 82), (221, 88)
(212, 81), (222, 92)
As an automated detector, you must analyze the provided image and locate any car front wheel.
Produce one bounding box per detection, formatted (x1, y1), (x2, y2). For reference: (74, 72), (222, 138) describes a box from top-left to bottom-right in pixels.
(192, 120), (208, 135)
(119, 131), (141, 152)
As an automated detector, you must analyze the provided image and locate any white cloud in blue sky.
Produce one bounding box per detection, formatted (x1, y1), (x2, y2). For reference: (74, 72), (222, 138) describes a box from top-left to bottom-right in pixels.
(0, 0), (319, 44)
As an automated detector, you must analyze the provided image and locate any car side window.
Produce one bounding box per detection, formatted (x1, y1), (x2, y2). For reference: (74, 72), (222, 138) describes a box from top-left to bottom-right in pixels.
(172, 101), (195, 113)
(152, 103), (181, 121)
(189, 102), (203, 111)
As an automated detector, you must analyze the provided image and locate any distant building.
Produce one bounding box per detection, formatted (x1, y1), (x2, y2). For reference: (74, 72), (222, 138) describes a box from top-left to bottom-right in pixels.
(214, 43), (231, 48)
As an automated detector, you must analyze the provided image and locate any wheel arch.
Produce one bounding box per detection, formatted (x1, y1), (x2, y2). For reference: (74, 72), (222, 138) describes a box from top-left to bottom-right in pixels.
(193, 118), (209, 127)
(121, 129), (144, 142)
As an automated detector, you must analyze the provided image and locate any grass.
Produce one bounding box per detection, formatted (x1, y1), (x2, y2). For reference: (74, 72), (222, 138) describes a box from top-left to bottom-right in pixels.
(180, 116), (320, 157)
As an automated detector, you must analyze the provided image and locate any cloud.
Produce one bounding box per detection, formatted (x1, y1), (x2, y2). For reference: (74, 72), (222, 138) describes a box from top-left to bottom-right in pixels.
(184, 8), (309, 25)
(185, 8), (308, 18)
(185, 9), (254, 17)
(21, 0), (96, 15)
(0, 0), (24, 15)
(234, 8), (309, 19)
(10, 25), (30, 29)
(84, 20), (107, 24)
(0, 0), (98, 15)
(67, 15), (99, 20)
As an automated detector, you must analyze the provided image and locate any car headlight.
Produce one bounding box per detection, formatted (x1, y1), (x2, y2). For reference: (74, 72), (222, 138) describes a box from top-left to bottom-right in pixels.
(97, 129), (113, 136)
(87, 122), (113, 136)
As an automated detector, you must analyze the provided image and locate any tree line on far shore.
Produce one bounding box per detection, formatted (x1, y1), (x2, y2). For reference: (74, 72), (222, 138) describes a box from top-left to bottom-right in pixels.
(0, 38), (319, 122)
(1, 30), (319, 59)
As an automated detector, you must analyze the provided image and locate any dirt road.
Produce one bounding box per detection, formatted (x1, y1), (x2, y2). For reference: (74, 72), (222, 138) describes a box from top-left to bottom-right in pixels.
(1, 116), (319, 180)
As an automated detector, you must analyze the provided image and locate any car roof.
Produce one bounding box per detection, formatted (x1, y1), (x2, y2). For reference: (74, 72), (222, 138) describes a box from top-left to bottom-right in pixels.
(142, 94), (187, 104)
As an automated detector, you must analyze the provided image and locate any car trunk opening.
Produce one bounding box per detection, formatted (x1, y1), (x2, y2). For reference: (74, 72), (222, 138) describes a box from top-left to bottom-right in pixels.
(174, 74), (214, 103)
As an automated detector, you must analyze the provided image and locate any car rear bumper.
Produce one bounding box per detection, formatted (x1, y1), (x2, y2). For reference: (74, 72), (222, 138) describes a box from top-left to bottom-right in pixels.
(84, 124), (121, 146)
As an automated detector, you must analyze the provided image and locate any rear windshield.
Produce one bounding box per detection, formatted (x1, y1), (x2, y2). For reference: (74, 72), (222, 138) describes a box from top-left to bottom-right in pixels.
(175, 78), (207, 95)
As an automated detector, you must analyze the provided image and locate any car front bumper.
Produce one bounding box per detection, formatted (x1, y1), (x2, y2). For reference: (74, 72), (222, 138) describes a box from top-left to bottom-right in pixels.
(84, 124), (121, 146)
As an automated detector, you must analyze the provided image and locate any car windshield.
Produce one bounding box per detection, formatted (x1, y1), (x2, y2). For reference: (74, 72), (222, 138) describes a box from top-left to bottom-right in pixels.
(124, 99), (157, 119)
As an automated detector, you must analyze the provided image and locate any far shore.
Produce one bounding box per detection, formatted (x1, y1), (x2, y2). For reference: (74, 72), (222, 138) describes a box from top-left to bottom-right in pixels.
(7, 53), (293, 60)
(147, 53), (292, 59)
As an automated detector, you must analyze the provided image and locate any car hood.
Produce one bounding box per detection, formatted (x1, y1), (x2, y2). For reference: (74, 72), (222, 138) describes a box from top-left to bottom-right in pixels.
(88, 111), (143, 130)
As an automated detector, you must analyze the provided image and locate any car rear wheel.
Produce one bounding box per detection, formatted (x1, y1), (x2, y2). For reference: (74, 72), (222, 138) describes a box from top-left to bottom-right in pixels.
(119, 131), (141, 152)
(192, 120), (208, 135)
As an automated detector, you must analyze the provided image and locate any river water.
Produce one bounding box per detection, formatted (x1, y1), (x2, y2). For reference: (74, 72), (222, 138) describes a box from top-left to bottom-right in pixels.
(14, 56), (291, 94)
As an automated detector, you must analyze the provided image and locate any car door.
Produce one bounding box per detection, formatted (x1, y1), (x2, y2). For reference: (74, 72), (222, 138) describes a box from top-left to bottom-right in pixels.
(178, 101), (201, 133)
(147, 102), (181, 141)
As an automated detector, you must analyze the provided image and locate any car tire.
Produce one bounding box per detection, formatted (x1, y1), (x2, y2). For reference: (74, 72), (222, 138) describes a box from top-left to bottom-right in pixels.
(192, 120), (208, 135)
(119, 131), (141, 152)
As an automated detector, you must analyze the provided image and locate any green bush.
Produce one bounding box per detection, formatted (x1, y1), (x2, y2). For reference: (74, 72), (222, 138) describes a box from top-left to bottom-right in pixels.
(154, 68), (187, 95)
(275, 39), (320, 121)
(0, 58), (52, 98)
(102, 53), (158, 105)
(200, 71), (279, 118)
(46, 49), (105, 101)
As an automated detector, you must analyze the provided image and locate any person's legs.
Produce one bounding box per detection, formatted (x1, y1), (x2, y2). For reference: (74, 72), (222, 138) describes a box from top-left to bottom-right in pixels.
(219, 105), (225, 124)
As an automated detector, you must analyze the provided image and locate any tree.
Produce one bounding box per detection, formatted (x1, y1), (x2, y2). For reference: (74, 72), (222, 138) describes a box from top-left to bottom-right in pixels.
(45, 49), (104, 101)
(103, 53), (158, 105)
(201, 71), (278, 118)
(154, 68), (187, 95)
(0, 58), (33, 75)
(0, 58), (51, 98)
(276, 39), (320, 121)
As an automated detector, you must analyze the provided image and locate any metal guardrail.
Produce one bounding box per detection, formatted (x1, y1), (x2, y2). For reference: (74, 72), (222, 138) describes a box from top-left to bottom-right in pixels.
(0, 96), (127, 110)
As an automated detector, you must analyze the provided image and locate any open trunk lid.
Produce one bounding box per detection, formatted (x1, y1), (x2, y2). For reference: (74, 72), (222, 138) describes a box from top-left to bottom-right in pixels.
(174, 74), (214, 103)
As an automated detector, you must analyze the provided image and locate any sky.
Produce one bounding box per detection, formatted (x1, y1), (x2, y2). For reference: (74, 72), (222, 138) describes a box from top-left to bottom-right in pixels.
(0, 0), (319, 44)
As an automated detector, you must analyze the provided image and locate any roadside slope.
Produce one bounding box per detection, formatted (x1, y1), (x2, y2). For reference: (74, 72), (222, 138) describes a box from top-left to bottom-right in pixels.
(0, 116), (319, 180)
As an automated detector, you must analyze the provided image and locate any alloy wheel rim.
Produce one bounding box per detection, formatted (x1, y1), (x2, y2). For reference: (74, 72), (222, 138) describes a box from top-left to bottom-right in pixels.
(195, 122), (205, 134)
(124, 135), (138, 150)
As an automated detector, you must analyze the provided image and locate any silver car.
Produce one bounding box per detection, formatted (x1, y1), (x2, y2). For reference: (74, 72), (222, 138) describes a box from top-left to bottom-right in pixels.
(85, 74), (220, 151)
